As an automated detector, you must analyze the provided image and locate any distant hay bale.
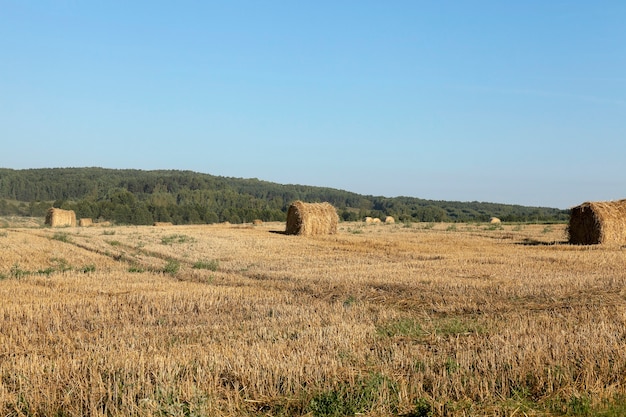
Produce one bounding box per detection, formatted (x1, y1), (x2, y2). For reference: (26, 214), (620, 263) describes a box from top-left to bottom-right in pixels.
(385, 216), (395, 224)
(285, 201), (338, 236)
(252, 219), (263, 226)
(153, 222), (174, 227)
(489, 217), (501, 224)
(45, 208), (77, 227)
(364, 217), (374, 224)
(79, 218), (93, 227)
(372, 218), (382, 224)
(568, 199), (626, 245)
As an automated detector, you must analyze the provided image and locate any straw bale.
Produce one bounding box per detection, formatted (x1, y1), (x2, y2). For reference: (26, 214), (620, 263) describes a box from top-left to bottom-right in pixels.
(153, 222), (174, 227)
(489, 217), (501, 224)
(568, 199), (626, 245)
(372, 218), (382, 224)
(285, 201), (338, 236)
(79, 218), (93, 227)
(45, 208), (77, 227)
(364, 217), (373, 224)
(385, 216), (395, 224)
(252, 219), (263, 226)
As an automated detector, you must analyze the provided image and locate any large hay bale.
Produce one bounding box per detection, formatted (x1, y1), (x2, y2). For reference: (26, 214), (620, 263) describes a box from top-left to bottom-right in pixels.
(372, 218), (382, 224)
(285, 201), (338, 236)
(252, 219), (263, 226)
(568, 199), (626, 245)
(489, 217), (501, 224)
(385, 216), (395, 224)
(45, 208), (77, 227)
(79, 218), (93, 227)
(153, 222), (174, 227)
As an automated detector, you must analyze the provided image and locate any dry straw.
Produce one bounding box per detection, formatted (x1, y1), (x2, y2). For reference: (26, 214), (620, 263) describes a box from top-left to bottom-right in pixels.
(45, 208), (77, 227)
(568, 199), (626, 244)
(285, 201), (338, 236)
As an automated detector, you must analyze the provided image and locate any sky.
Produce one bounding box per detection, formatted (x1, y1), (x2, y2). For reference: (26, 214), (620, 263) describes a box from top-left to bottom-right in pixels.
(1, 1), (625, 209)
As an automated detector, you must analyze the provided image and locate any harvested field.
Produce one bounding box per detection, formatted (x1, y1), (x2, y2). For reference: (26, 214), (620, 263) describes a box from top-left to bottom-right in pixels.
(1, 220), (625, 416)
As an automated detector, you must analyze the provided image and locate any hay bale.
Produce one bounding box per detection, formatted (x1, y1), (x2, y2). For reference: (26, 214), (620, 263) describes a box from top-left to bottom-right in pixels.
(285, 201), (338, 236)
(372, 218), (382, 224)
(385, 216), (395, 224)
(252, 219), (263, 226)
(79, 218), (93, 227)
(364, 217), (373, 224)
(568, 199), (626, 245)
(153, 222), (174, 227)
(45, 208), (77, 227)
(489, 217), (501, 224)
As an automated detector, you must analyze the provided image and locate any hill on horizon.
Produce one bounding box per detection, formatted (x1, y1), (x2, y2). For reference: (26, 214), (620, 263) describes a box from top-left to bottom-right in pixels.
(0, 167), (569, 225)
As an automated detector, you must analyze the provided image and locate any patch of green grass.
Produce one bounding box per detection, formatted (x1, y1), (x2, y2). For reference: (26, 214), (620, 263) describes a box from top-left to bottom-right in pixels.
(192, 259), (219, 271)
(308, 373), (398, 417)
(102, 230), (115, 236)
(52, 232), (71, 243)
(376, 318), (425, 339)
(80, 264), (96, 273)
(107, 240), (121, 246)
(161, 234), (194, 245)
(163, 259), (180, 276)
(50, 257), (72, 272)
(446, 224), (457, 231)
(486, 223), (504, 231)
(433, 317), (484, 337)
(542, 225), (553, 234)
(405, 398), (433, 417)
(0, 231), (8, 237)
(36, 267), (56, 276)
(343, 295), (357, 307)
(128, 266), (145, 273)
(10, 263), (30, 279)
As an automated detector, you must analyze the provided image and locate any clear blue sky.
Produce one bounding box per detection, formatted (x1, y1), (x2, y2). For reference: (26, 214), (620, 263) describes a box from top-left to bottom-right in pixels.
(1, 1), (624, 209)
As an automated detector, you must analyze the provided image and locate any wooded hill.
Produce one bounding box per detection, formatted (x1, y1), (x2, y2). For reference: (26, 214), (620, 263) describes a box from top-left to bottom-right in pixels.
(0, 168), (569, 225)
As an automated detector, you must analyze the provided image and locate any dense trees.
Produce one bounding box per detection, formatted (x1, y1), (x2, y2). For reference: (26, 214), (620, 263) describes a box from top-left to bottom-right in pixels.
(0, 168), (569, 224)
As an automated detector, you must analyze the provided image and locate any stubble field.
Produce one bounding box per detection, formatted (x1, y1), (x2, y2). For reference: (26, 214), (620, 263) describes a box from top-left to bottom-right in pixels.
(0, 220), (625, 416)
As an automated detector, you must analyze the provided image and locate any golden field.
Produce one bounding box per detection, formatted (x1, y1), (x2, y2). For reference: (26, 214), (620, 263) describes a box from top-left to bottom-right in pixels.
(0, 220), (625, 416)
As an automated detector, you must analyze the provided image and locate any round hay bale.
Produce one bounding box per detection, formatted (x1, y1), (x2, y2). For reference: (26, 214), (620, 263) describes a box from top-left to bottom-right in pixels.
(45, 208), (77, 227)
(153, 222), (174, 227)
(364, 217), (373, 224)
(489, 217), (501, 224)
(568, 199), (626, 245)
(285, 201), (338, 236)
(372, 218), (381, 224)
(79, 218), (93, 227)
(252, 219), (263, 226)
(385, 216), (395, 224)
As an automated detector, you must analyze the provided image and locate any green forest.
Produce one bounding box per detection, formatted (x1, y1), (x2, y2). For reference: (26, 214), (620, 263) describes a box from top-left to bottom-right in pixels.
(0, 168), (569, 225)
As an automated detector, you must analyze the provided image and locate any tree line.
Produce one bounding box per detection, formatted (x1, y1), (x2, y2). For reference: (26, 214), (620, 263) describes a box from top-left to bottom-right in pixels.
(0, 168), (569, 225)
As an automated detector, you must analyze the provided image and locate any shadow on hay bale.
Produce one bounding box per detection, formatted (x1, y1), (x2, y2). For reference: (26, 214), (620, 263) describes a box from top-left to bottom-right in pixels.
(285, 201), (338, 236)
(568, 199), (626, 245)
